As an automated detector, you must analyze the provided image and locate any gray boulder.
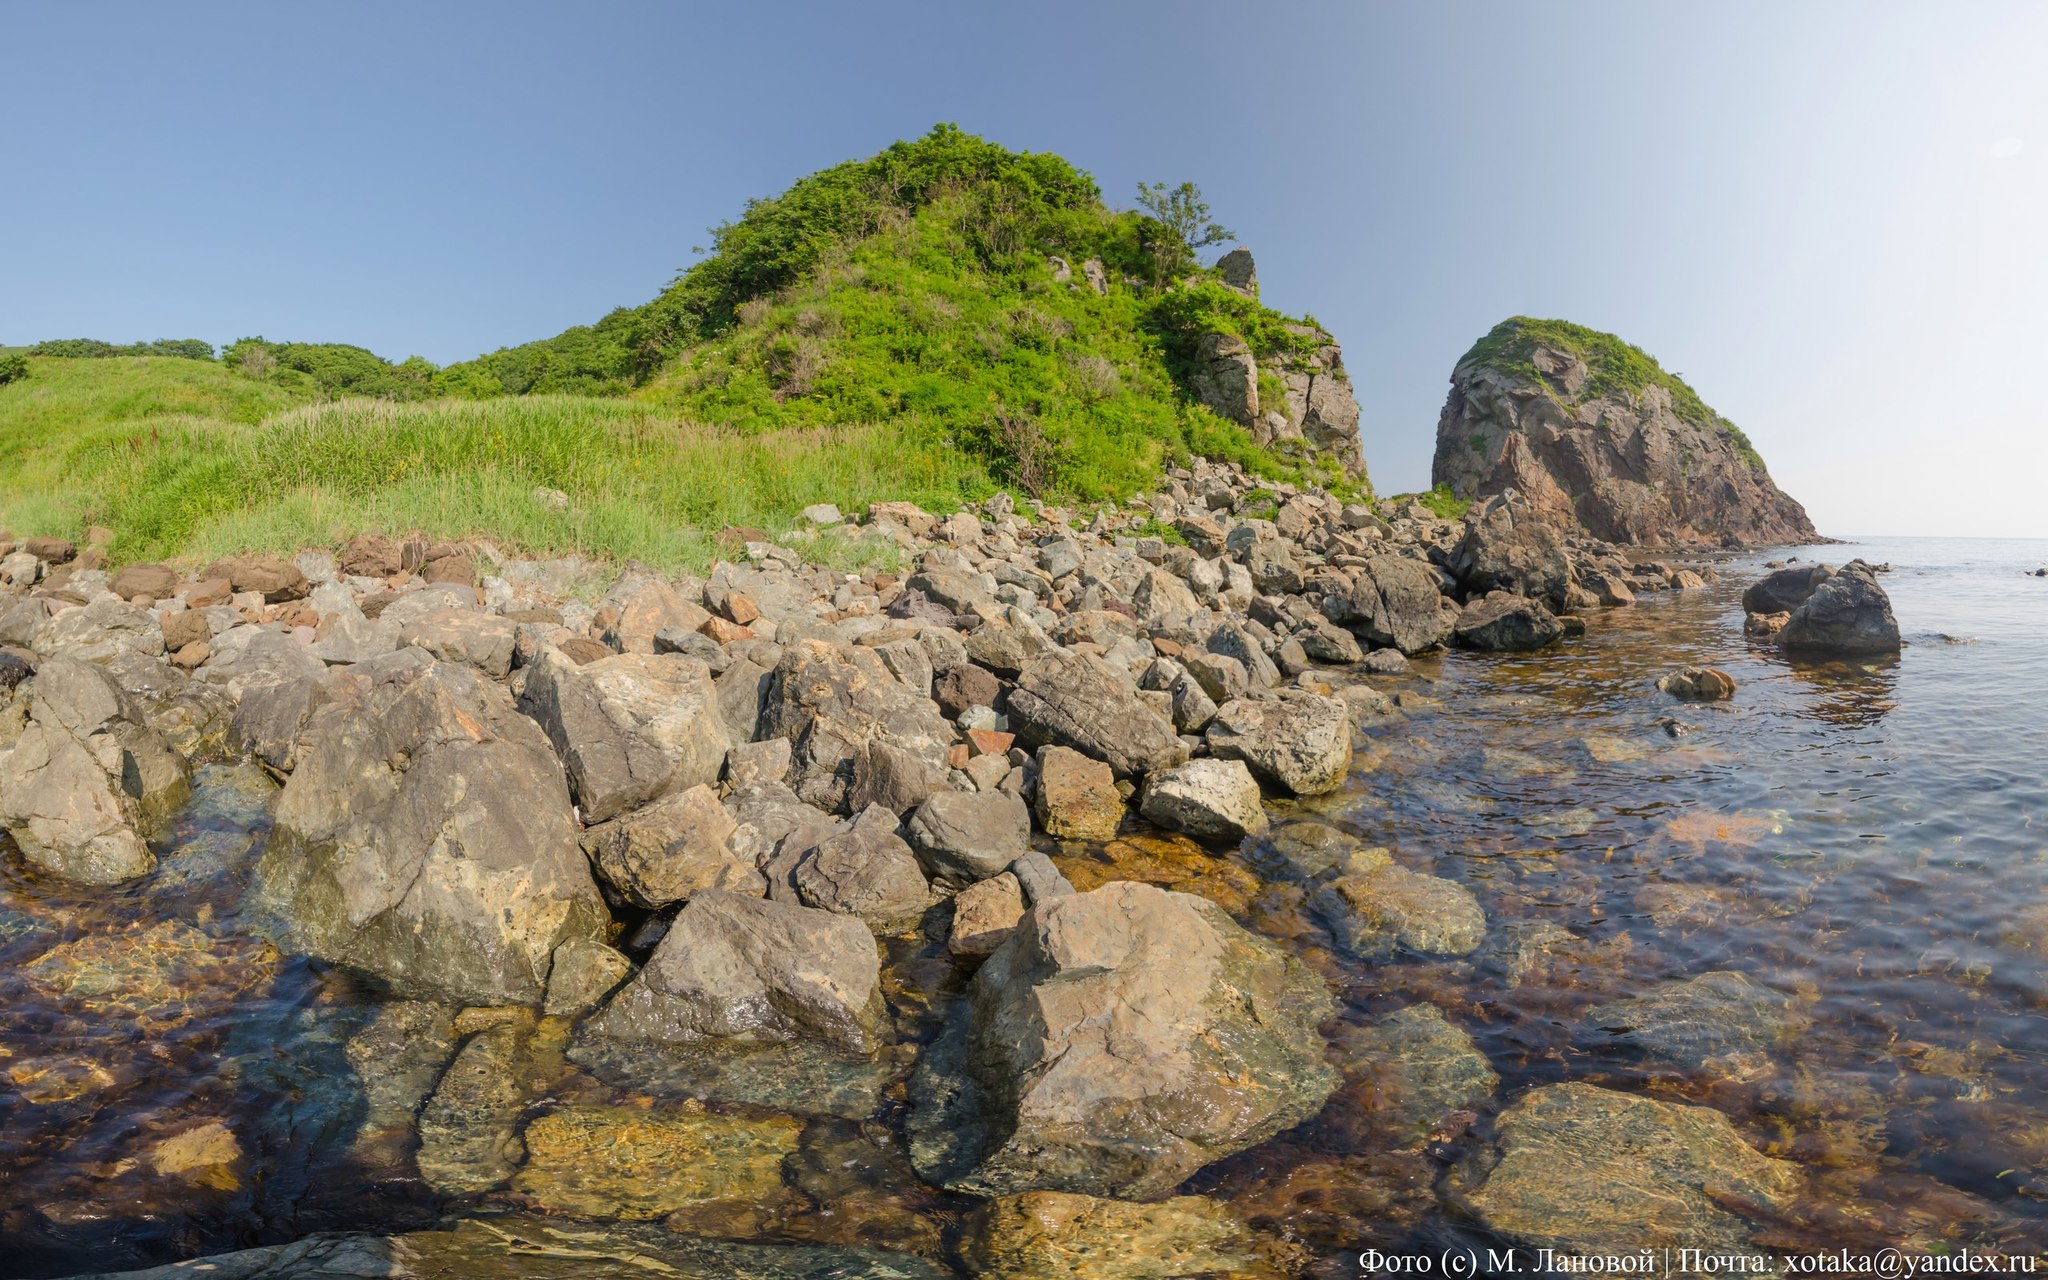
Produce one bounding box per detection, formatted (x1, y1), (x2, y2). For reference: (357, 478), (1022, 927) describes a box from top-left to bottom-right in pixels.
(1452, 502), (1573, 609)
(762, 639), (954, 814)
(1311, 848), (1486, 959)
(519, 647), (729, 824)
(906, 789), (1032, 885)
(580, 783), (764, 908)
(396, 609), (515, 678)
(909, 881), (1336, 1199)
(39, 598), (167, 663)
(793, 805), (931, 930)
(1006, 650), (1188, 779)
(1580, 970), (1797, 1073)
(1452, 592), (1565, 651)
(587, 891), (885, 1056)
(1204, 692), (1352, 795)
(1742, 563), (1833, 615)
(1138, 758), (1268, 841)
(1334, 555), (1451, 655)
(254, 652), (608, 1004)
(1776, 560), (1900, 655)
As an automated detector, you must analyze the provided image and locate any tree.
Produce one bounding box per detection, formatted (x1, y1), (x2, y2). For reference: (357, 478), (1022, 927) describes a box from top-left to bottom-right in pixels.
(1134, 181), (1234, 284)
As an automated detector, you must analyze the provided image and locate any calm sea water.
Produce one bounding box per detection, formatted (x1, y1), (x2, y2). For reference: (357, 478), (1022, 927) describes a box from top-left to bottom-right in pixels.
(1, 535), (2045, 1274)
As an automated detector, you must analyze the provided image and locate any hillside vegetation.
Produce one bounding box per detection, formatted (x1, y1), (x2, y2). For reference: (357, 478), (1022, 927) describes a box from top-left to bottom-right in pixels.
(0, 127), (1362, 570)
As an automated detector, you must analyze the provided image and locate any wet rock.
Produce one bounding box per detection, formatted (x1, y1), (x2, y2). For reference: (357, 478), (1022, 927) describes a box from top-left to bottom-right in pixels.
(588, 891), (885, 1055)
(255, 653), (608, 1004)
(519, 647), (730, 824)
(1332, 555), (1451, 655)
(200, 552), (310, 602)
(343, 999), (459, 1169)
(909, 881), (1336, 1198)
(1138, 757), (1269, 841)
(907, 788), (1031, 885)
(950, 870), (1026, 959)
(1331, 1004), (1497, 1149)
(793, 807), (930, 929)
(1743, 563), (1833, 615)
(1204, 692), (1352, 795)
(1268, 820), (1358, 878)
(1448, 1082), (1799, 1258)
(1033, 745), (1123, 841)
(961, 1191), (1294, 1280)
(543, 938), (634, 1017)
(1777, 560), (1901, 655)
(22, 918), (277, 1029)
(1657, 666), (1737, 700)
(1006, 650), (1188, 779)
(512, 1104), (800, 1220)
(1452, 591), (1564, 651)
(417, 1012), (550, 1193)
(580, 784), (763, 909)
(762, 639), (954, 814)
(1581, 970), (1798, 1074)
(1311, 849), (1486, 958)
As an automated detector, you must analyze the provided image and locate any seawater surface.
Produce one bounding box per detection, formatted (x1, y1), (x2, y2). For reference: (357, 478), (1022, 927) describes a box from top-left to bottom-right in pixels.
(2, 535), (2046, 1275)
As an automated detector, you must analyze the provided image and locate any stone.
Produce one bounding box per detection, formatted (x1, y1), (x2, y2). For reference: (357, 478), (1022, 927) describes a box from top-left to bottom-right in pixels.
(793, 809), (931, 930)
(907, 788), (1031, 885)
(1777, 560), (1901, 655)
(1138, 758), (1268, 841)
(762, 639), (954, 814)
(847, 736), (950, 815)
(1008, 849), (1075, 904)
(1006, 650), (1188, 779)
(588, 891), (885, 1056)
(159, 610), (213, 658)
(1448, 1083), (1800, 1258)
(1451, 501), (1574, 609)
(338, 534), (403, 578)
(1203, 693), (1351, 795)
(1333, 555), (1451, 655)
(543, 938), (634, 1017)
(965, 613), (1061, 675)
(1581, 970), (1798, 1074)
(950, 871), (1026, 960)
(39, 597), (167, 662)
(1742, 563), (1833, 615)
(1332, 1004), (1497, 1149)
(110, 562), (180, 602)
(599, 576), (711, 654)
(1311, 850), (1487, 959)
(254, 652), (608, 1004)
(397, 607), (516, 677)
(519, 647), (730, 824)
(200, 552), (310, 602)
(910, 881), (1337, 1199)
(513, 1104), (801, 1221)
(960, 1191), (1291, 1280)
(22, 535), (76, 564)
(935, 662), (1003, 717)
(1452, 591), (1565, 651)
(417, 1013), (543, 1193)
(581, 784), (763, 909)
(309, 608), (399, 664)
(724, 735), (791, 788)
(1657, 666), (1737, 700)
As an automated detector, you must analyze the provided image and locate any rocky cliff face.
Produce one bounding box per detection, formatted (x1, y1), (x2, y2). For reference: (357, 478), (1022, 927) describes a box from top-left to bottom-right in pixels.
(1431, 318), (1816, 546)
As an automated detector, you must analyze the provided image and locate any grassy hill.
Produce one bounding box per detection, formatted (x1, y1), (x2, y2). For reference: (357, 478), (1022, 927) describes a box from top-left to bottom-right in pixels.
(0, 126), (1362, 571)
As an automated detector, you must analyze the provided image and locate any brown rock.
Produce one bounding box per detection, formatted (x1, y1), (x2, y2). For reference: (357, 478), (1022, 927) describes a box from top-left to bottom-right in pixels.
(935, 663), (1002, 717)
(338, 534), (403, 578)
(187, 577), (232, 607)
(966, 728), (1014, 757)
(722, 591), (762, 626)
(200, 553), (309, 603)
(171, 642), (210, 670)
(421, 553), (475, 585)
(23, 536), (76, 565)
(1657, 666), (1738, 701)
(161, 609), (211, 652)
(699, 616), (754, 645)
(1034, 745), (1122, 842)
(556, 637), (615, 664)
(950, 871), (1026, 960)
(111, 563), (180, 602)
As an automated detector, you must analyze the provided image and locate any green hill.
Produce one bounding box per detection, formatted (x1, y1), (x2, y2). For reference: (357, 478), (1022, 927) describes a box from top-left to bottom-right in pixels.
(0, 126), (1364, 570)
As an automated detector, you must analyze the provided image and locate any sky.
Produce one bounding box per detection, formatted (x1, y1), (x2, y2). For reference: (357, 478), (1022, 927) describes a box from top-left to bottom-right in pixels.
(4, 1), (2044, 537)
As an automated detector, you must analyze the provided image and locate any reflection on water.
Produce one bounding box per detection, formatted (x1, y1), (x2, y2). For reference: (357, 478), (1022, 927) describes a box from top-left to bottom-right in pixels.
(2, 536), (2046, 1274)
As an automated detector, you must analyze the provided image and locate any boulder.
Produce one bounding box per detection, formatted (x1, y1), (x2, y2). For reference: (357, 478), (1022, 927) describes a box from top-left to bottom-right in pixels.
(1742, 563), (1833, 615)
(1311, 849), (1486, 959)
(254, 653), (608, 1004)
(200, 552), (310, 602)
(519, 648), (730, 824)
(338, 534), (403, 578)
(1448, 1083), (1799, 1258)
(910, 881), (1336, 1199)
(1657, 666), (1737, 701)
(1137, 758), (1268, 841)
(110, 562), (180, 602)
(1332, 1004), (1497, 1149)
(1451, 501), (1573, 609)
(397, 608), (516, 678)
(598, 576), (711, 654)
(1776, 560), (1900, 655)
(961, 1191), (1291, 1280)
(1580, 970), (1797, 1074)
(1451, 592), (1564, 651)
(195, 624), (328, 695)
(1033, 745), (1123, 842)
(39, 597), (167, 663)
(1333, 555), (1451, 655)
(580, 783), (764, 909)
(907, 789), (1032, 885)
(1203, 693), (1352, 795)
(587, 891), (885, 1056)
(1006, 651), (1188, 779)
(762, 639), (954, 814)
(792, 807), (931, 930)
(949, 871), (1026, 960)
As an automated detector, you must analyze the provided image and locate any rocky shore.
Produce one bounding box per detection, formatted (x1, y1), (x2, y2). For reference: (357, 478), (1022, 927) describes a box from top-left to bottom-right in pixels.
(0, 465), (1930, 1278)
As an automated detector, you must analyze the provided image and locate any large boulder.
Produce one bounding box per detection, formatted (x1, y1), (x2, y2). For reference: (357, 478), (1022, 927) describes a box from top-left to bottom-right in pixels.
(762, 639), (954, 814)
(1331, 555), (1451, 655)
(253, 652), (609, 1004)
(791, 806), (931, 931)
(1447, 1083), (1800, 1257)
(1188, 332), (1259, 425)
(1452, 592), (1564, 651)
(200, 552), (310, 602)
(1776, 560), (1900, 655)
(1742, 563), (1833, 615)
(579, 783), (764, 908)
(39, 598), (167, 663)
(518, 647), (730, 824)
(1033, 745), (1124, 842)
(596, 575), (711, 654)
(587, 891), (885, 1056)
(910, 881), (1337, 1199)
(906, 789), (1032, 885)
(397, 609), (517, 678)
(1451, 500), (1573, 610)
(1203, 693), (1352, 796)
(1006, 651), (1188, 779)
(1138, 758), (1268, 841)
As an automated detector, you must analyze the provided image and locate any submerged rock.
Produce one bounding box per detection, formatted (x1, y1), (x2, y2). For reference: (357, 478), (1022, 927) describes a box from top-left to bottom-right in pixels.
(254, 652), (608, 1004)
(1657, 666), (1737, 701)
(961, 1191), (1295, 1280)
(1448, 1082), (1800, 1257)
(1331, 1004), (1497, 1149)
(910, 881), (1336, 1199)
(1311, 850), (1486, 959)
(1581, 970), (1798, 1075)
(417, 1011), (552, 1194)
(512, 1104), (800, 1221)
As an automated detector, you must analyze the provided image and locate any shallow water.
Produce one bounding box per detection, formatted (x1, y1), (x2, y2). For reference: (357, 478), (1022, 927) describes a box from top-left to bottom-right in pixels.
(2, 535), (2046, 1275)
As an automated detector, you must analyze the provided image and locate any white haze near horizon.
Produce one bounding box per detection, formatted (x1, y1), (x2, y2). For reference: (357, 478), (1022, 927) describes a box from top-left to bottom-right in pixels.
(2, 1), (2043, 537)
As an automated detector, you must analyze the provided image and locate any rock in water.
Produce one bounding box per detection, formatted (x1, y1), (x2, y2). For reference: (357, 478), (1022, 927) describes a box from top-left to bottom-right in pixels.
(1311, 849), (1487, 959)
(587, 891), (885, 1056)
(909, 881), (1336, 1199)
(512, 1105), (800, 1220)
(518, 647), (730, 824)
(1432, 318), (1818, 546)
(1581, 970), (1798, 1074)
(1451, 498), (1573, 609)
(1742, 563), (1833, 615)
(1331, 1004), (1497, 1149)
(1776, 559), (1900, 655)
(1448, 1082), (1799, 1256)
(961, 1191), (1295, 1280)
(254, 652), (608, 1004)
(1451, 592), (1564, 651)
(1202, 693), (1352, 796)
(1657, 666), (1737, 701)
(1330, 555), (1452, 655)
(1138, 758), (1269, 841)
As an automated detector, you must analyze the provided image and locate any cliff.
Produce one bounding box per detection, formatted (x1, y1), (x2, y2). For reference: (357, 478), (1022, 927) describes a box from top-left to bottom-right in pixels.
(1431, 318), (1815, 546)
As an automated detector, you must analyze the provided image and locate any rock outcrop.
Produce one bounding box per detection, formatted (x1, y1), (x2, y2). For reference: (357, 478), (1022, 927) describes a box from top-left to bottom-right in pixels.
(1433, 317), (1817, 545)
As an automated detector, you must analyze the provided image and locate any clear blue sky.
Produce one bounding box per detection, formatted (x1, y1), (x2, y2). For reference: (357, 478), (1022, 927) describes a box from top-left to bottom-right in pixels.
(6, 2), (2044, 536)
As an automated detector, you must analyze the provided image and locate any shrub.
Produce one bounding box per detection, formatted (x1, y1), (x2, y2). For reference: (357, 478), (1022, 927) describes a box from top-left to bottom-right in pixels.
(0, 353), (29, 386)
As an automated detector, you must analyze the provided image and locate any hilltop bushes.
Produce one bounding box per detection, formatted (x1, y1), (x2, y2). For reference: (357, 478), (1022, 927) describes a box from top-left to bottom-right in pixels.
(31, 338), (215, 360)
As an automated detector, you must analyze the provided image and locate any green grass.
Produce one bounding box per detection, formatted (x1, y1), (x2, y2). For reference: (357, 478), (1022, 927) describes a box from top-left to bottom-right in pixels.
(1391, 484), (1471, 520)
